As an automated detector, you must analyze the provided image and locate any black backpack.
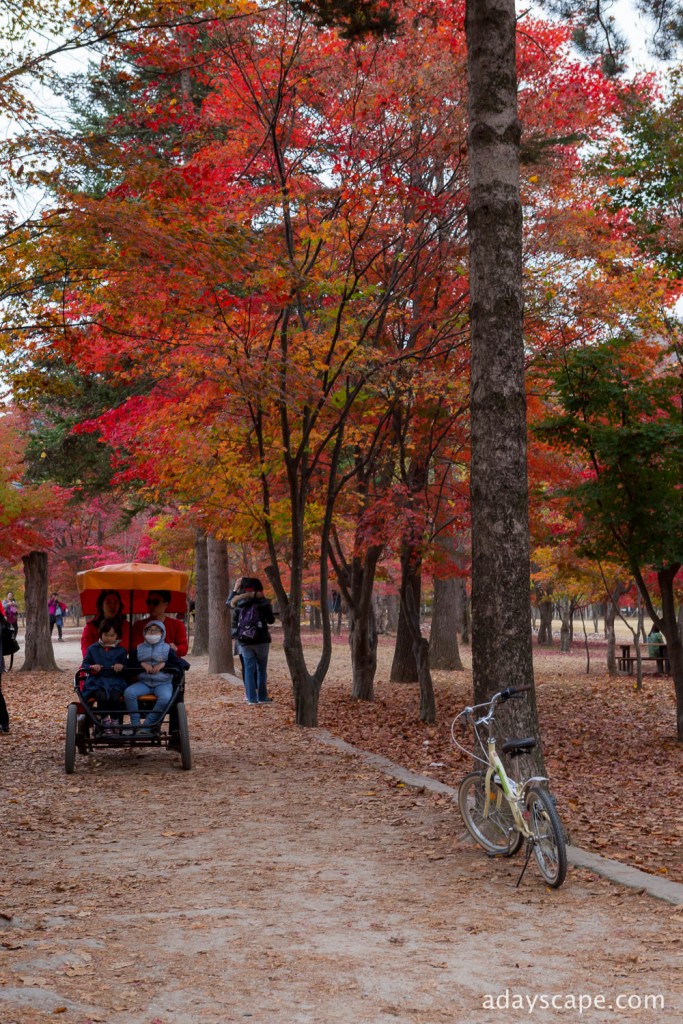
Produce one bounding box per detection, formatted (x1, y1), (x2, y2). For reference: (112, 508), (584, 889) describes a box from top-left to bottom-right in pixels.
(237, 603), (262, 642)
(2, 624), (20, 668)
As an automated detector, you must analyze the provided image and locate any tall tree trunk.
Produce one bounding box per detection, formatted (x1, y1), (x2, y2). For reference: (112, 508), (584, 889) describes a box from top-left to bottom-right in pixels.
(281, 604), (322, 725)
(385, 593), (400, 633)
(269, 569), (326, 727)
(192, 529), (209, 656)
(467, 0), (541, 765)
(398, 548), (436, 723)
(430, 574), (464, 670)
(349, 598), (378, 701)
(559, 598), (571, 652)
(537, 597), (553, 646)
(390, 543), (420, 682)
(207, 536), (233, 675)
(20, 551), (58, 671)
(344, 547), (382, 701)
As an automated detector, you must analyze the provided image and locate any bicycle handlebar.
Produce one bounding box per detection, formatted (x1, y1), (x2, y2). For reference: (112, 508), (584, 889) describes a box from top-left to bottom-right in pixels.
(497, 685), (532, 702)
(457, 685), (532, 723)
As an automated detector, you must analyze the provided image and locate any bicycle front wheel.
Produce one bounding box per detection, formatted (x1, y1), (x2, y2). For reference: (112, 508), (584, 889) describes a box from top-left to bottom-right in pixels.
(526, 786), (567, 888)
(458, 771), (523, 856)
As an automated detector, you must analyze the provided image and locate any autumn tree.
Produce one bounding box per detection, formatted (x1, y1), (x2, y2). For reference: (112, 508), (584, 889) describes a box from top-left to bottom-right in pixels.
(537, 333), (683, 738)
(300, 0), (683, 757)
(601, 67), (683, 277)
(3, 5), (474, 725)
(0, 411), (68, 669)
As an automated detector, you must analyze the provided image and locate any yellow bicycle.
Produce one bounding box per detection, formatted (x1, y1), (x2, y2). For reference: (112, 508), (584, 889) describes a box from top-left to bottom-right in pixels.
(452, 686), (567, 888)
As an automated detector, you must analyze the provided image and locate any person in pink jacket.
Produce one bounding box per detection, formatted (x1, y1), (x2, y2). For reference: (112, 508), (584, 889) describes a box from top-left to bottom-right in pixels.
(48, 592), (68, 641)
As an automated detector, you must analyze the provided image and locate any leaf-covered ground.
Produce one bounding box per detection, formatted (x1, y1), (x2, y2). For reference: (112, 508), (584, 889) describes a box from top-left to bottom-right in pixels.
(0, 634), (682, 1024)
(310, 635), (683, 884)
(2, 628), (680, 887)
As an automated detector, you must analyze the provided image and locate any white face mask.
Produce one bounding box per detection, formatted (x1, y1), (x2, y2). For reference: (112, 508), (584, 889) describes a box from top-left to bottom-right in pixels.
(144, 631), (163, 645)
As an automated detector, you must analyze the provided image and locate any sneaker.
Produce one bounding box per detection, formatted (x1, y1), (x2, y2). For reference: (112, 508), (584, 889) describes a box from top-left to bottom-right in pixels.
(102, 716), (114, 735)
(0, 725), (9, 734)
(259, 697), (274, 704)
(245, 701), (259, 706)
(136, 727), (154, 737)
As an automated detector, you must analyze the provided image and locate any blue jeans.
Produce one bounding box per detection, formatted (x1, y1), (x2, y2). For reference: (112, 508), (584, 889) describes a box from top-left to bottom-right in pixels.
(240, 643), (270, 703)
(124, 679), (173, 726)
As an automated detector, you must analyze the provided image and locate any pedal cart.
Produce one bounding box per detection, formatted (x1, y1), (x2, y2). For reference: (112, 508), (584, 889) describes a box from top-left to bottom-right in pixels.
(65, 562), (192, 773)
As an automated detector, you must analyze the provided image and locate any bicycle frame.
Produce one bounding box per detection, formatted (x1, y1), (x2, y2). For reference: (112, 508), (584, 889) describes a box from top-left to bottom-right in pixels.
(482, 740), (548, 840)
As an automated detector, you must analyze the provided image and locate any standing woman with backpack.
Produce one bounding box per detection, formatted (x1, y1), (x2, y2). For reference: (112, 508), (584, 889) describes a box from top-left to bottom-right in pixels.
(230, 578), (275, 706)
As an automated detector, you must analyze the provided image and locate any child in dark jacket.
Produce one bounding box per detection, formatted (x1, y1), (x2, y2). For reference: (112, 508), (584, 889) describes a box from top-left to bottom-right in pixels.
(81, 619), (129, 731)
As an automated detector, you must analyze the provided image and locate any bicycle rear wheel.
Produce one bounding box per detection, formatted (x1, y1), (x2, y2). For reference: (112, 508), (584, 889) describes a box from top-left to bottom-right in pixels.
(458, 771), (523, 856)
(526, 786), (567, 888)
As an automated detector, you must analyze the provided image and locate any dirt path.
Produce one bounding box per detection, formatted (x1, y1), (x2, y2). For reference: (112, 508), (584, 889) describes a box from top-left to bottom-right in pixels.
(1, 653), (682, 1024)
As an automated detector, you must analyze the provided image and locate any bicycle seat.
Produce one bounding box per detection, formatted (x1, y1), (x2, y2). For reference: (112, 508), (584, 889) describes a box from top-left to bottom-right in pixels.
(502, 736), (536, 756)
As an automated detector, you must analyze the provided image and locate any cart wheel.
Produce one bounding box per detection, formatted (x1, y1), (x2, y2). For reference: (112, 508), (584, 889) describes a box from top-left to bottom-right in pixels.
(65, 703), (78, 774)
(75, 714), (88, 755)
(176, 703), (192, 771)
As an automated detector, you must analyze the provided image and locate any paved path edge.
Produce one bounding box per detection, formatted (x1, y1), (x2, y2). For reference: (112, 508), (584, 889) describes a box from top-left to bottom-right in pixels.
(313, 728), (683, 907)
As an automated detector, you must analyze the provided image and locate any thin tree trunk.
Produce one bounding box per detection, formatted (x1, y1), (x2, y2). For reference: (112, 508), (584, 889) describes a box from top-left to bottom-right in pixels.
(580, 608), (590, 674)
(636, 592), (647, 643)
(467, 0), (541, 768)
(605, 580), (629, 677)
(192, 530), (209, 656)
(605, 597), (617, 676)
(20, 551), (58, 671)
(460, 581), (471, 643)
(207, 536), (233, 675)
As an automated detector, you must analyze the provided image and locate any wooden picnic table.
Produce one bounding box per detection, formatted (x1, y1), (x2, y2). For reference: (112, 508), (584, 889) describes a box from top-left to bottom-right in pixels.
(617, 643), (669, 675)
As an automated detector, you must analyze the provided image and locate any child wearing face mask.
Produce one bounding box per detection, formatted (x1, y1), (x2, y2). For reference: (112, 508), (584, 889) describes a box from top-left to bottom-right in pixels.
(81, 619), (129, 731)
(124, 620), (182, 734)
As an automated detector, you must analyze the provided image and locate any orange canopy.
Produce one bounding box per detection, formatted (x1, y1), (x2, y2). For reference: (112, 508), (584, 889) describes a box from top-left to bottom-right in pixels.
(76, 562), (190, 615)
